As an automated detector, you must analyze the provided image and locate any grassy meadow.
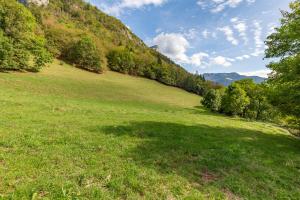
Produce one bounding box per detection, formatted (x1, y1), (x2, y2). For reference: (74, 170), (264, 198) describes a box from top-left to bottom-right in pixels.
(0, 61), (299, 199)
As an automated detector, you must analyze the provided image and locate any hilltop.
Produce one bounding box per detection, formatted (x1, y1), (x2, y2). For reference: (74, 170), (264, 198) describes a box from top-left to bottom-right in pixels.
(0, 61), (299, 199)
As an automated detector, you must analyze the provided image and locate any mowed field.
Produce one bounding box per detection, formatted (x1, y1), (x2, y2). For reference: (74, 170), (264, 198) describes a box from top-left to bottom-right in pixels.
(0, 61), (299, 199)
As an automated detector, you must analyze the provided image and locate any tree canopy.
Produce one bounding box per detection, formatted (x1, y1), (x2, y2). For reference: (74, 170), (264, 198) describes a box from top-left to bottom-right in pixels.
(0, 0), (51, 71)
(265, 0), (300, 123)
(67, 36), (103, 73)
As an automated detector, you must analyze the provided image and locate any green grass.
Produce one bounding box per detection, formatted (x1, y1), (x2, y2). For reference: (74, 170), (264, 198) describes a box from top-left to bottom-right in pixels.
(0, 60), (299, 199)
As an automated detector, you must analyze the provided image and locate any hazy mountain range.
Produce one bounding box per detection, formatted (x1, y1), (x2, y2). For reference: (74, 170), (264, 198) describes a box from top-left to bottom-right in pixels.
(203, 72), (266, 86)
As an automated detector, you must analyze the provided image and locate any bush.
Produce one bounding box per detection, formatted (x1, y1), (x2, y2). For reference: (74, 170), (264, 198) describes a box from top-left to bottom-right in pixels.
(67, 36), (103, 73)
(107, 48), (135, 73)
(221, 83), (250, 116)
(0, 0), (51, 71)
(202, 89), (223, 112)
(143, 64), (157, 80)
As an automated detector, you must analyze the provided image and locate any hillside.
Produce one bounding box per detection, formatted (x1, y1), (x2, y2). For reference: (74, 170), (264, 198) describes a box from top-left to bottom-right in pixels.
(204, 73), (266, 86)
(0, 61), (299, 199)
(21, 0), (208, 95)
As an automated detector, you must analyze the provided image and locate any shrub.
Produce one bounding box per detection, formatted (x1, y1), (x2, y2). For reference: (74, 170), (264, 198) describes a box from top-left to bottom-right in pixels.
(0, 0), (51, 71)
(202, 89), (223, 112)
(0, 31), (27, 70)
(221, 83), (250, 116)
(107, 48), (135, 73)
(67, 36), (103, 73)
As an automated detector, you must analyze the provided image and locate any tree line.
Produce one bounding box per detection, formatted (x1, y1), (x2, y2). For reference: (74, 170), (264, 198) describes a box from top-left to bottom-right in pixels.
(202, 79), (276, 121)
(202, 0), (300, 131)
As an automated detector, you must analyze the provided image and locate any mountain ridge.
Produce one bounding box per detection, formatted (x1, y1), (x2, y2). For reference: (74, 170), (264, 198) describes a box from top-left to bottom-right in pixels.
(203, 72), (266, 86)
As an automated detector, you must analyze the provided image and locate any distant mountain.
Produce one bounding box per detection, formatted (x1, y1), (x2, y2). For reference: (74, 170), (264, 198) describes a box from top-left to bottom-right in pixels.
(203, 72), (266, 86)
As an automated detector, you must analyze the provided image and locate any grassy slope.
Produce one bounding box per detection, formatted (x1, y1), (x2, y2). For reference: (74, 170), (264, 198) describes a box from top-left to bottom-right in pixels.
(0, 61), (299, 199)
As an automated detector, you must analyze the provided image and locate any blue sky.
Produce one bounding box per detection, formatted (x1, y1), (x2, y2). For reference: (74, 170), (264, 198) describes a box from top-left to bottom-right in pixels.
(87, 0), (291, 77)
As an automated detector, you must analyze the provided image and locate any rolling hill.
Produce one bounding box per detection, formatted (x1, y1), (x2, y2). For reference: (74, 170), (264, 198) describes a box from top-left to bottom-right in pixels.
(0, 61), (299, 199)
(17, 0), (208, 95)
(203, 72), (266, 86)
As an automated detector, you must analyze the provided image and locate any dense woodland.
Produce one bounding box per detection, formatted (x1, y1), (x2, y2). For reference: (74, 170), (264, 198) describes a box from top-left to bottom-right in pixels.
(0, 0), (299, 131)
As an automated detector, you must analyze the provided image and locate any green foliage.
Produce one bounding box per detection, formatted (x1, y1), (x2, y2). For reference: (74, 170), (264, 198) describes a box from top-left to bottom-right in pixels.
(221, 83), (250, 116)
(265, 0), (300, 126)
(234, 79), (275, 120)
(0, 0), (51, 71)
(67, 36), (103, 73)
(0, 31), (28, 70)
(202, 79), (276, 121)
(265, 1), (300, 58)
(106, 48), (209, 95)
(202, 89), (223, 112)
(107, 48), (135, 74)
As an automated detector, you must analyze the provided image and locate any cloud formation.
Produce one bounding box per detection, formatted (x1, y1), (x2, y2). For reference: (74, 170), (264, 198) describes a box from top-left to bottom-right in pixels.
(100, 0), (167, 15)
(152, 32), (235, 68)
(240, 69), (271, 78)
(218, 26), (239, 45)
(197, 0), (256, 13)
(153, 32), (190, 63)
(251, 20), (264, 56)
(212, 56), (232, 67)
(231, 17), (248, 44)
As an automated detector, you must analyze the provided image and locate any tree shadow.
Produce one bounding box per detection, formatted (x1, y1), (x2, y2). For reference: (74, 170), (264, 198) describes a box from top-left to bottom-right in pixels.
(91, 121), (300, 197)
(185, 105), (223, 116)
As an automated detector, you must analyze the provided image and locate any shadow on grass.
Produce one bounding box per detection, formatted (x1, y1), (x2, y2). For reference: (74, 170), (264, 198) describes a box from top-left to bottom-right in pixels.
(95, 121), (300, 197)
(185, 105), (222, 116)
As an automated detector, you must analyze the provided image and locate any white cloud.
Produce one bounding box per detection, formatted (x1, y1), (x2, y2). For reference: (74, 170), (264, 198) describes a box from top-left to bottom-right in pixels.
(190, 52), (209, 66)
(202, 29), (217, 39)
(197, 0), (207, 8)
(197, 0), (255, 13)
(218, 26), (239, 45)
(153, 32), (190, 63)
(152, 30), (262, 69)
(251, 20), (264, 57)
(253, 21), (263, 48)
(152, 32), (233, 68)
(183, 28), (199, 40)
(212, 56), (232, 67)
(152, 32), (211, 67)
(202, 29), (210, 39)
(121, 0), (167, 8)
(240, 69), (271, 78)
(235, 54), (250, 61)
(101, 0), (167, 16)
(231, 17), (248, 44)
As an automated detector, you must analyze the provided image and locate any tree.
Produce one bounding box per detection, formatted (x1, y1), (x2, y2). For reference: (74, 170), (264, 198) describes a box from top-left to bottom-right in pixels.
(221, 83), (250, 116)
(265, 0), (300, 123)
(202, 89), (223, 112)
(233, 79), (273, 120)
(67, 36), (103, 73)
(0, 0), (51, 71)
(107, 48), (135, 73)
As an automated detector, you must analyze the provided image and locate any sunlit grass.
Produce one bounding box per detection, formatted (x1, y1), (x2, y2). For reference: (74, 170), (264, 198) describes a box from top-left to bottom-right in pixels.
(0, 61), (299, 199)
